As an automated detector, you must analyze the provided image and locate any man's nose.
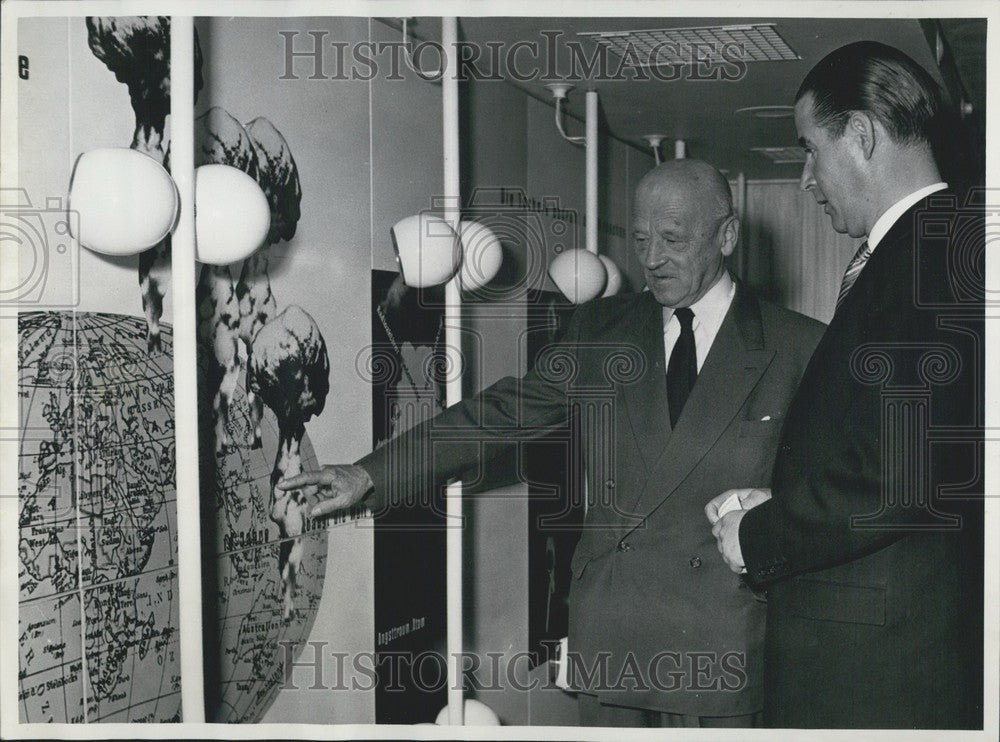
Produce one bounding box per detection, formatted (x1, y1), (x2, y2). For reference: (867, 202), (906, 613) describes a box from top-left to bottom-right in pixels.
(643, 240), (668, 269)
(799, 160), (816, 192)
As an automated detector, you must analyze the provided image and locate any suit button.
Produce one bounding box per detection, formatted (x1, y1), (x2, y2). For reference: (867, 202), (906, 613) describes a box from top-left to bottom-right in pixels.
(617, 540), (631, 552)
(605, 478), (616, 489)
(689, 556), (702, 568)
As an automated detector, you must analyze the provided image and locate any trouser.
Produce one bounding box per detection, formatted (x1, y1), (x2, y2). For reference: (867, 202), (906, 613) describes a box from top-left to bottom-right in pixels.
(577, 693), (762, 728)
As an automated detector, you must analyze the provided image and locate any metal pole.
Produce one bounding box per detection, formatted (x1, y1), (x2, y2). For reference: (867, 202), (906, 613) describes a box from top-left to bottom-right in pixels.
(169, 15), (206, 723)
(441, 15), (465, 728)
(585, 90), (598, 254)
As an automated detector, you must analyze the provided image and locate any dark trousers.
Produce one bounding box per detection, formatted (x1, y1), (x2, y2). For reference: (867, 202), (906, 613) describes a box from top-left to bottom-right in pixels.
(577, 693), (762, 728)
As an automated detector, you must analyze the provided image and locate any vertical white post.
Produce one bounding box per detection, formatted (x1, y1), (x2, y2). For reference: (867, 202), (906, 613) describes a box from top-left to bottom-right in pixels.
(674, 139), (687, 159)
(441, 15), (464, 727)
(585, 90), (598, 254)
(170, 16), (206, 724)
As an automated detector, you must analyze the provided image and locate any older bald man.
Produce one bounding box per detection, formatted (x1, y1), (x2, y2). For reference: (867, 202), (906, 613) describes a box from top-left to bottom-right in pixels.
(282, 160), (824, 727)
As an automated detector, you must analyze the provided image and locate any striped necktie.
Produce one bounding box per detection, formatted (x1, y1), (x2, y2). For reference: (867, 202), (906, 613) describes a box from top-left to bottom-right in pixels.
(836, 240), (873, 309)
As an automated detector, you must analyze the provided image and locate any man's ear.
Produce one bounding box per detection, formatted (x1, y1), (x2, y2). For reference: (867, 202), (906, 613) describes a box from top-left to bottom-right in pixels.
(719, 214), (739, 257)
(847, 111), (876, 160)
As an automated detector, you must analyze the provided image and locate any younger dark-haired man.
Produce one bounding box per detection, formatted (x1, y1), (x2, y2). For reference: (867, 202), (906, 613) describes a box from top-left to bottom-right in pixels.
(708, 40), (984, 729)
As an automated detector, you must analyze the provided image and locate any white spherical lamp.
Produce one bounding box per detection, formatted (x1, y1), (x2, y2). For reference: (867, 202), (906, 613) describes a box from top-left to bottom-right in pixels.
(548, 247), (607, 304)
(434, 698), (501, 726)
(598, 254), (623, 297)
(68, 148), (178, 255)
(194, 164), (271, 265)
(391, 213), (461, 288)
(458, 220), (503, 291)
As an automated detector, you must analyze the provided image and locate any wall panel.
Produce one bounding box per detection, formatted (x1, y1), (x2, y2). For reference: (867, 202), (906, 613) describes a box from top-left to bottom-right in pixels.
(194, 16), (375, 724)
(741, 181), (856, 323)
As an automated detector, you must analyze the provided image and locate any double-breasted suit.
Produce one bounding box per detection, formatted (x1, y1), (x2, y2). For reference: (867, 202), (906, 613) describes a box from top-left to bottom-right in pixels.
(359, 280), (824, 716)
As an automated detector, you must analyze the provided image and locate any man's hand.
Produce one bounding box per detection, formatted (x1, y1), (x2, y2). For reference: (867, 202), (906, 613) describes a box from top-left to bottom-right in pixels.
(277, 464), (375, 518)
(712, 510), (748, 574)
(704, 487), (772, 525)
(705, 488), (771, 574)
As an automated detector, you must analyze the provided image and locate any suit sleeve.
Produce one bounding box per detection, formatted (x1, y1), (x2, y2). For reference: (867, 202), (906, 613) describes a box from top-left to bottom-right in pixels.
(739, 228), (982, 588)
(738, 440), (899, 588)
(356, 301), (587, 516)
(740, 366), (978, 589)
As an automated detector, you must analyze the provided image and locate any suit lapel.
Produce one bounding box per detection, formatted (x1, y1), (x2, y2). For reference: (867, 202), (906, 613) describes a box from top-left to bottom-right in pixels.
(619, 292), (672, 475)
(624, 284), (775, 520)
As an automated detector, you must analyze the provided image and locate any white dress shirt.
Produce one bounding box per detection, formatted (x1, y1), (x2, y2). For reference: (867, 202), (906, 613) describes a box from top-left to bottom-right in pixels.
(662, 272), (736, 372)
(867, 182), (948, 250)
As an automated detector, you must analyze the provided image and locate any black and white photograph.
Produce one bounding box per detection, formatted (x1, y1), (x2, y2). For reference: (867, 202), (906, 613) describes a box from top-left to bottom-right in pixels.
(1, 1), (995, 739)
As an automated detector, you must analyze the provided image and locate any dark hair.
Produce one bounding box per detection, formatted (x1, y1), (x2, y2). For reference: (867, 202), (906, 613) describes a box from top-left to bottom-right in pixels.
(796, 41), (943, 146)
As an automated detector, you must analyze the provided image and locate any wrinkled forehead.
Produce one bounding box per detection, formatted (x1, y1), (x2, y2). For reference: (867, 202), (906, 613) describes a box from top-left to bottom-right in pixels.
(632, 181), (702, 225)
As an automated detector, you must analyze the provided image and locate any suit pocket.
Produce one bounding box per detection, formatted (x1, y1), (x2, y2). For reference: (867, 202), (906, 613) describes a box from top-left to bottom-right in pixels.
(786, 577), (886, 626)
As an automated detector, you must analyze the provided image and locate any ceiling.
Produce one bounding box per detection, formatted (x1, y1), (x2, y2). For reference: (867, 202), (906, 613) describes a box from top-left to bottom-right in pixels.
(403, 16), (985, 179)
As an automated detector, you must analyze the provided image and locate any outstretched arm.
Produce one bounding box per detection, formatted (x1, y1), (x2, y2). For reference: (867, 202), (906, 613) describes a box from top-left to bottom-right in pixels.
(278, 301), (590, 519)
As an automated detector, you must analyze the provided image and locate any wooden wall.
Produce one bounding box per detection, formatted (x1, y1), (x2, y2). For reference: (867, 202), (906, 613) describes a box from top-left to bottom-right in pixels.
(736, 180), (859, 324)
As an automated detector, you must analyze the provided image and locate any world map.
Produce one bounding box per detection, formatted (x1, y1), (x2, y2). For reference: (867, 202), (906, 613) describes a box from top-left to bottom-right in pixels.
(203, 353), (329, 723)
(18, 311), (181, 722)
(17, 311), (333, 723)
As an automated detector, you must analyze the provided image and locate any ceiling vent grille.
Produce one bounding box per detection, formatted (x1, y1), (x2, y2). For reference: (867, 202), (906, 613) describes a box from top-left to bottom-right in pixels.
(751, 146), (806, 164)
(578, 23), (799, 66)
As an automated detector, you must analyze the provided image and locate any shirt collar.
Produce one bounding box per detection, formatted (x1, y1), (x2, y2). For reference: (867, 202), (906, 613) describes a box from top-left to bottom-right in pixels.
(662, 271), (735, 331)
(868, 182), (948, 249)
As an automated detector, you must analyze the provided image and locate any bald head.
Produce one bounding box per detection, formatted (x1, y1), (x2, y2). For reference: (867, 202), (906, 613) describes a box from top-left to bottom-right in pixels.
(631, 159), (738, 308)
(634, 159), (734, 222)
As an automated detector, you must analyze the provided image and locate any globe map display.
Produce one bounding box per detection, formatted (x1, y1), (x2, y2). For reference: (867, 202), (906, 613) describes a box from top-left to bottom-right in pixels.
(18, 311), (327, 723)
(205, 344), (327, 724)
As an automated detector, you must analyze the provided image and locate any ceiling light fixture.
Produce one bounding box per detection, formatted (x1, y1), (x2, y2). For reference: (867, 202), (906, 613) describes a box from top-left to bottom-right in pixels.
(735, 105), (795, 119)
(643, 134), (665, 164)
(578, 23), (799, 67)
(751, 146), (807, 164)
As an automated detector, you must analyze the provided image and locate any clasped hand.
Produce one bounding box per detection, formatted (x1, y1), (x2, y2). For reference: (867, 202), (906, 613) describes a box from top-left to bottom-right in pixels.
(277, 464), (374, 518)
(704, 488), (771, 574)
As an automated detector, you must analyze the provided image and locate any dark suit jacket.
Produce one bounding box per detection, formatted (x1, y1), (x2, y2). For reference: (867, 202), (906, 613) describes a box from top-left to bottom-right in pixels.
(359, 281), (824, 716)
(739, 193), (984, 728)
